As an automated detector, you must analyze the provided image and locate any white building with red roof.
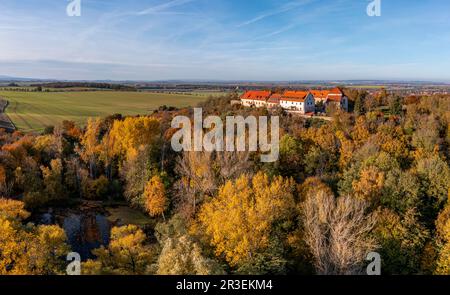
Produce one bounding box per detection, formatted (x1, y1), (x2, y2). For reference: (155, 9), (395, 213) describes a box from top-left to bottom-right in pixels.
(280, 91), (315, 114)
(240, 90), (272, 108)
(240, 87), (347, 113)
(310, 87), (348, 111)
(267, 93), (282, 108)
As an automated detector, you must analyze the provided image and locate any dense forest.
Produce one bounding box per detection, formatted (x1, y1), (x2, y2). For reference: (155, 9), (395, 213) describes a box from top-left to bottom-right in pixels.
(0, 90), (449, 275)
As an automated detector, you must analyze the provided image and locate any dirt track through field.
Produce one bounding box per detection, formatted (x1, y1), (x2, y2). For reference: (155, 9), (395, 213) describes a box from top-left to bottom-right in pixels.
(0, 97), (17, 131)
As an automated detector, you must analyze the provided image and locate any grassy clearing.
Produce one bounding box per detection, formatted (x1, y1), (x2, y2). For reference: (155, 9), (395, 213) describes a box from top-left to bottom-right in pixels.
(0, 91), (212, 132)
(106, 206), (155, 227)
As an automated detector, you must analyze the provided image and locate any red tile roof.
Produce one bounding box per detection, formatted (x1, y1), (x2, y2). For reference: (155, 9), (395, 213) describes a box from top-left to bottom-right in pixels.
(310, 87), (344, 102)
(267, 93), (282, 104)
(241, 90), (272, 101)
(326, 88), (344, 102)
(282, 91), (310, 102)
(328, 87), (344, 95)
(240, 88), (345, 104)
(310, 90), (330, 99)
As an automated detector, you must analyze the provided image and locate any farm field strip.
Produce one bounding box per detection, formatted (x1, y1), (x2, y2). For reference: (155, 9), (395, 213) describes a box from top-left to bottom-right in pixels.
(0, 91), (213, 132)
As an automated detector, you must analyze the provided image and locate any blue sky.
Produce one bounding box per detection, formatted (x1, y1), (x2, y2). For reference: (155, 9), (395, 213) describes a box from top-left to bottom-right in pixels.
(1, 0), (450, 81)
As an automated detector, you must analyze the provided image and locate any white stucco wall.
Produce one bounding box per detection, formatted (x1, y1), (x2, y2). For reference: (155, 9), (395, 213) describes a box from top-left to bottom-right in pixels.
(241, 99), (267, 108)
(280, 93), (315, 114)
(280, 100), (304, 112)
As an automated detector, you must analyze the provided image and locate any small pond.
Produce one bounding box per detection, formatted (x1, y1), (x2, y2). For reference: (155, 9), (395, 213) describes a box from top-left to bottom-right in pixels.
(36, 204), (154, 261)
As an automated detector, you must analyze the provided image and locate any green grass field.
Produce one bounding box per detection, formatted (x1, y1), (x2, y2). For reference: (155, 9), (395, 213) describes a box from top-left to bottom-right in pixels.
(0, 91), (215, 132)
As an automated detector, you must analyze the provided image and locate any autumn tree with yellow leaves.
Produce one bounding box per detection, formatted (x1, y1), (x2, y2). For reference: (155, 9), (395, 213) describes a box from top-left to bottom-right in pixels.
(197, 172), (296, 272)
(82, 225), (154, 275)
(41, 158), (65, 201)
(352, 166), (385, 202)
(144, 175), (167, 220)
(156, 235), (225, 275)
(78, 118), (102, 178)
(107, 116), (160, 161)
(0, 199), (70, 275)
(435, 195), (450, 274)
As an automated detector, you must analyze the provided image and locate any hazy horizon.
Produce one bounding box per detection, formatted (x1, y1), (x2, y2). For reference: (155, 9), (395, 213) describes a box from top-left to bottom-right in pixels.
(1, 75), (450, 84)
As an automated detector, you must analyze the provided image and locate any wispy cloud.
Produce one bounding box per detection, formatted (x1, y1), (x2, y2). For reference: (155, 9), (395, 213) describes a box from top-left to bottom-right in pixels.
(237, 0), (314, 27)
(252, 23), (297, 40)
(136, 0), (196, 15)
